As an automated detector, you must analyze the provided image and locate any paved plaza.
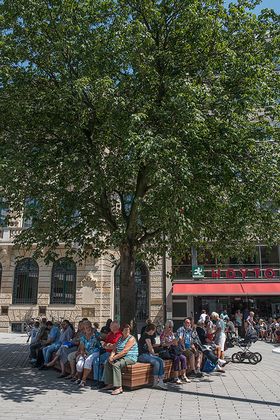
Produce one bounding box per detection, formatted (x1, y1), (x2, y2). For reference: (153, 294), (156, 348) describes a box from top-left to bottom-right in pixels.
(0, 334), (279, 420)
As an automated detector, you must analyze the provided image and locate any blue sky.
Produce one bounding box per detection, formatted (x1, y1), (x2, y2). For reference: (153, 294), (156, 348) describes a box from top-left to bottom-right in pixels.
(224, 0), (280, 14)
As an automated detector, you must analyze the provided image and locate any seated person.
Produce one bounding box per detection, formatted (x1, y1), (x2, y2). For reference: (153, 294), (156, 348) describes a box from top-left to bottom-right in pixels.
(168, 338), (190, 384)
(177, 318), (203, 378)
(100, 319), (113, 340)
(160, 320), (189, 384)
(138, 323), (168, 390)
(35, 321), (58, 368)
(46, 320), (83, 378)
(42, 320), (73, 368)
(195, 320), (207, 345)
(141, 319), (156, 338)
(93, 322), (100, 331)
(30, 318), (48, 363)
(274, 322), (280, 343)
(65, 321), (86, 380)
(29, 321), (40, 356)
(93, 320), (122, 385)
(75, 320), (100, 387)
(258, 319), (267, 340)
(103, 324), (138, 395)
(192, 330), (228, 374)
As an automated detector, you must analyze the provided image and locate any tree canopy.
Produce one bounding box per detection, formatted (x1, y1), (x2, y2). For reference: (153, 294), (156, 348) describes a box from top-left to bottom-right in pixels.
(0, 0), (279, 322)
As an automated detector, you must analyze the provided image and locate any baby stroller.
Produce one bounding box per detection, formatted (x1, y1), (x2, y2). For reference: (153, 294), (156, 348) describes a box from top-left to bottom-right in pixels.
(231, 326), (262, 365)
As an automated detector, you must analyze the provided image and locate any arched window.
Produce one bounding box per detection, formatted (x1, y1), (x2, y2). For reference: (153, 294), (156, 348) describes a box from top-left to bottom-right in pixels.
(51, 258), (76, 304)
(13, 258), (39, 304)
(114, 262), (149, 326)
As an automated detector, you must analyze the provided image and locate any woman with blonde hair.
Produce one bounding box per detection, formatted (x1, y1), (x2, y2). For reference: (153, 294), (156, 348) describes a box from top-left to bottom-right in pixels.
(160, 320), (190, 384)
(75, 320), (100, 387)
(211, 312), (226, 359)
(160, 320), (175, 347)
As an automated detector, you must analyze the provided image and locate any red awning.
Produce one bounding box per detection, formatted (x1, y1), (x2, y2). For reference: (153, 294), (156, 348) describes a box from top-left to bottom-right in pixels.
(242, 283), (280, 295)
(172, 282), (280, 296)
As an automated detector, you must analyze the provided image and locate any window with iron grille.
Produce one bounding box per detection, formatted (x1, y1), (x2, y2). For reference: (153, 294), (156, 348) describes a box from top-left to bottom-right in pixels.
(12, 258), (39, 304)
(50, 258), (76, 304)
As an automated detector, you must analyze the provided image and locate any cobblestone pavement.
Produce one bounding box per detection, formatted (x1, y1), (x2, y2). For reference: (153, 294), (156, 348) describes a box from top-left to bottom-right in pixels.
(0, 333), (279, 420)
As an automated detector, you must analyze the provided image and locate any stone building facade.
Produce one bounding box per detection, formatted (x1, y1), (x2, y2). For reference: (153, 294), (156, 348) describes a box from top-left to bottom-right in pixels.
(0, 226), (165, 333)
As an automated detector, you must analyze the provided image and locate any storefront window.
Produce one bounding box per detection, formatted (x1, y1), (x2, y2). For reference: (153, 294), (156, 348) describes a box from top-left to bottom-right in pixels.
(172, 301), (187, 318)
(194, 296), (280, 319)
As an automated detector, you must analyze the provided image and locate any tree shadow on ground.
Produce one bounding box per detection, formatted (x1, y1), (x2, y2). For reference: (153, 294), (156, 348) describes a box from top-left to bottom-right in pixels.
(0, 367), (87, 403)
(0, 340), (93, 404)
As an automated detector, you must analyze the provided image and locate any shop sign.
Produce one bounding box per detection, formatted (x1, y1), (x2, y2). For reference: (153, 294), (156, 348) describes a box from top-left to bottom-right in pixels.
(211, 267), (277, 280)
(192, 265), (205, 278)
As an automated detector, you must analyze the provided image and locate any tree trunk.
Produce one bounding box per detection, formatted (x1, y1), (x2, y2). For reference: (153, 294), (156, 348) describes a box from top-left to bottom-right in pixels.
(119, 243), (136, 333)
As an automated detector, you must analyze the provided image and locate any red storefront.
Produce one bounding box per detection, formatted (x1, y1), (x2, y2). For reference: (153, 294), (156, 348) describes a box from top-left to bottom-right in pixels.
(171, 246), (280, 328)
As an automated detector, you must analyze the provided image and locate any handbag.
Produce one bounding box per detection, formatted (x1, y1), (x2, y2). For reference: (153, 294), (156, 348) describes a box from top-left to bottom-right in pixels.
(202, 357), (216, 373)
(169, 344), (182, 357)
(159, 348), (172, 360)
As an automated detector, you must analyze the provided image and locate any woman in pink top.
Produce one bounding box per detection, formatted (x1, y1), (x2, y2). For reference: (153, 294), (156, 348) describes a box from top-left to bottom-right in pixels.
(160, 320), (175, 346)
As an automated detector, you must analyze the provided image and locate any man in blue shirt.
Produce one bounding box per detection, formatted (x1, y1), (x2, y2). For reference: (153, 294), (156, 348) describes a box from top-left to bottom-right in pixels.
(42, 323), (61, 365)
(177, 318), (203, 377)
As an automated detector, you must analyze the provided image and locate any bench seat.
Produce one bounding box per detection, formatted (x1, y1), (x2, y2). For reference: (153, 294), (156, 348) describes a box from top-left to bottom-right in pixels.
(53, 356), (179, 390)
(122, 360), (174, 390)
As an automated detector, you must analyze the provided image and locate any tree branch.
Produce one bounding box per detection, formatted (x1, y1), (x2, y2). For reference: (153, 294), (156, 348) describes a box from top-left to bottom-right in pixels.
(137, 227), (161, 246)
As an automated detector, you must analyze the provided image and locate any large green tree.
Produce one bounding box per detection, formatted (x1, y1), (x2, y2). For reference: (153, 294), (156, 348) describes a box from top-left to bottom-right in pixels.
(0, 0), (279, 326)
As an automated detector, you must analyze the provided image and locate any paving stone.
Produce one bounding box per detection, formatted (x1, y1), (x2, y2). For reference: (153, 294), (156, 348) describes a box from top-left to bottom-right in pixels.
(0, 334), (280, 419)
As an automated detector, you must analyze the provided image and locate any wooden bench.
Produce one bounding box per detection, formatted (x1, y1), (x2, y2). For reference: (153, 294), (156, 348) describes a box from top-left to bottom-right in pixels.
(122, 360), (174, 390)
(54, 357), (179, 390)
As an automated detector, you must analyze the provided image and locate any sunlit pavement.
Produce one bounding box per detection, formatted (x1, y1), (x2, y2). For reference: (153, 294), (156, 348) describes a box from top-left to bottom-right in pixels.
(0, 333), (279, 420)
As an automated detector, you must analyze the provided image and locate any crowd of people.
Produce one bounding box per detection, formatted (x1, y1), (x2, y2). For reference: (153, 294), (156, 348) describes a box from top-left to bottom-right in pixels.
(249, 316), (280, 343)
(198, 308), (280, 343)
(27, 309), (277, 395)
